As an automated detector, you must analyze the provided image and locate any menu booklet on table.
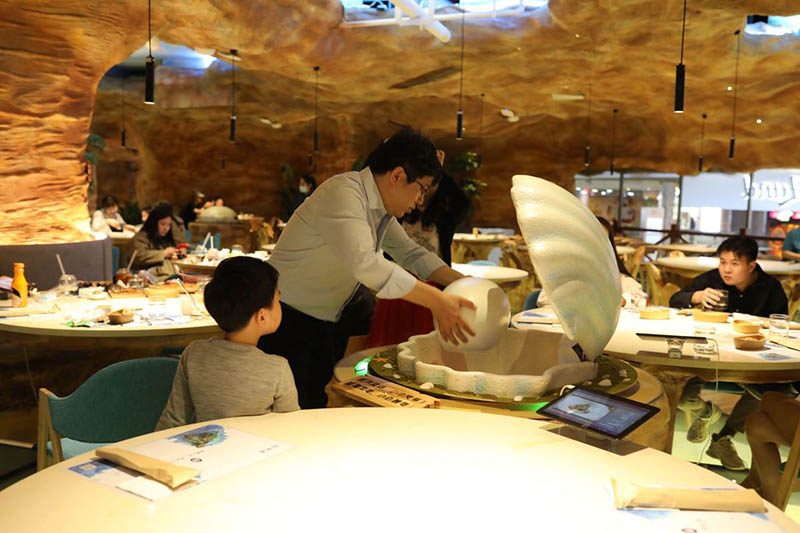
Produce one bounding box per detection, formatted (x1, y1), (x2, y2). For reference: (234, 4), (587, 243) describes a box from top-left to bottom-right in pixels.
(69, 424), (291, 501)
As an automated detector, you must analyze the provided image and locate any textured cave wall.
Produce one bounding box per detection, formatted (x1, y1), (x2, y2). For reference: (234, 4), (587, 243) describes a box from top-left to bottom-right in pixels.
(4, 0), (800, 242)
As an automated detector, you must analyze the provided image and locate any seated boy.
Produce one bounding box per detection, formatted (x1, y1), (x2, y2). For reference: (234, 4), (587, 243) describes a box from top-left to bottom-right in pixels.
(157, 257), (299, 429)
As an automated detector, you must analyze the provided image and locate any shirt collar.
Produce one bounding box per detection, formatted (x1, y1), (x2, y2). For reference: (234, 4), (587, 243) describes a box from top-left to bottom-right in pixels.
(361, 167), (388, 215)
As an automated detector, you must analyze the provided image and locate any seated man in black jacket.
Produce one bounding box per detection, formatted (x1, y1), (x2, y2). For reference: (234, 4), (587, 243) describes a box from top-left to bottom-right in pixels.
(669, 236), (788, 470)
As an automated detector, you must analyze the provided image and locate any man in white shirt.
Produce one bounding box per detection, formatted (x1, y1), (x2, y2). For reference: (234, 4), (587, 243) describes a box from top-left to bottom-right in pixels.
(259, 129), (474, 408)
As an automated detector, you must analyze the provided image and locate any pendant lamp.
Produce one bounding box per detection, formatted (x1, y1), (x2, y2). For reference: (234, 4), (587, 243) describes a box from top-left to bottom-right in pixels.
(144, 0), (155, 104)
(674, 0), (687, 113)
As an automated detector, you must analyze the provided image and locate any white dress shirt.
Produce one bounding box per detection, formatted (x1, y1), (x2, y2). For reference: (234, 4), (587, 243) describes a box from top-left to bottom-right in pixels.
(269, 167), (446, 322)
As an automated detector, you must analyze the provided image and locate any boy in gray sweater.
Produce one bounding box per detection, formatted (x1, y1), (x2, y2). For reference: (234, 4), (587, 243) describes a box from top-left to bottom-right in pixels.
(157, 257), (299, 429)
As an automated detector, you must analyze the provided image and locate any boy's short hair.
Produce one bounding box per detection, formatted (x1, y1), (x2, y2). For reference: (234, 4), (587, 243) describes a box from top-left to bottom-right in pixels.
(717, 236), (758, 263)
(204, 257), (279, 333)
(363, 128), (443, 185)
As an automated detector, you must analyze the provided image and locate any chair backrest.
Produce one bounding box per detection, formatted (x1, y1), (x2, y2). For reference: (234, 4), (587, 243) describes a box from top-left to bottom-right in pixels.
(48, 357), (178, 443)
(523, 289), (542, 310)
(627, 246), (646, 279)
(668, 250), (685, 258)
(776, 419), (800, 510)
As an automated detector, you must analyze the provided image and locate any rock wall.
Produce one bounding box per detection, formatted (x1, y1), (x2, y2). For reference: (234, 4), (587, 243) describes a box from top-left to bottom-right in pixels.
(3, 0), (800, 242)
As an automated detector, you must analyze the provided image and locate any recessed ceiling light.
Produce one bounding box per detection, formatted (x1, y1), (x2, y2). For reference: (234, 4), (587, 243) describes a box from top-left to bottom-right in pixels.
(507, 115), (519, 123)
(727, 86), (733, 91)
(260, 117), (272, 124)
(756, 118), (763, 124)
(575, 33), (580, 38)
(271, 122), (282, 129)
(500, 108), (515, 118)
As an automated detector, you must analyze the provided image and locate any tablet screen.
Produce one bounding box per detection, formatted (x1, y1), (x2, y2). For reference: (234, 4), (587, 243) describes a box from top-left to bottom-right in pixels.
(537, 387), (659, 440)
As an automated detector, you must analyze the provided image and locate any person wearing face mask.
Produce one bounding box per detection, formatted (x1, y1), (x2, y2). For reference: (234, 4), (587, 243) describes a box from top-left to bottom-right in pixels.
(258, 129), (476, 409)
(131, 203), (185, 279)
(669, 236), (788, 471)
(289, 175), (317, 217)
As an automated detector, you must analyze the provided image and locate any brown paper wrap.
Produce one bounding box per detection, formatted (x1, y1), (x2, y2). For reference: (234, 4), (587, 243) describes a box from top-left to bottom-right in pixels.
(611, 478), (766, 513)
(96, 447), (200, 489)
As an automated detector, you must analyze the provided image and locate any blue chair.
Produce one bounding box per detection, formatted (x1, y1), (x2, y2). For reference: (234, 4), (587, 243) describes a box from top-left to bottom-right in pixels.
(37, 357), (178, 470)
(524, 289), (542, 310)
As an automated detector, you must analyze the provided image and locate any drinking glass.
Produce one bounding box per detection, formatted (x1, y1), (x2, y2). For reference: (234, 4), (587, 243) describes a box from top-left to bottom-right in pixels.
(231, 244), (244, 256)
(58, 274), (78, 295)
(148, 296), (167, 319)
(693, 324), (718, 356)
(704, 289), (728, 312)
(769, 313), (790, 340)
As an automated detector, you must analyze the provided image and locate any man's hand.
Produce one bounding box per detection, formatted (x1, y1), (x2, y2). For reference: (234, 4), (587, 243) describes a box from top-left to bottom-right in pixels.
(163, 246), (177, 259)
(432, 293), (476, 345)
(107, 218), (122, 230)
(691, 288), (725, 309)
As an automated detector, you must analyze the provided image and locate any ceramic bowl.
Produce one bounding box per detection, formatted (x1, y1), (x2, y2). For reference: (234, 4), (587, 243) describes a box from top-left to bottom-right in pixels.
(108, 309), (134, 325)
(732, 319), (761, 334)
(733, 334), (766, 351)
(692, 309), (730, 323)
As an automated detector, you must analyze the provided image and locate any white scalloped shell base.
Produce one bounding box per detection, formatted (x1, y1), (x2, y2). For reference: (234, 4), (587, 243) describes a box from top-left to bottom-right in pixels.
(397, 329), (597, 399)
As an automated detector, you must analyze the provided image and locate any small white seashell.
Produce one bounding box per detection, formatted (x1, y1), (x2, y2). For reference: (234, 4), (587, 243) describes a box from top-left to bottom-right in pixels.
(513, 395), (523, 402)
(420, 382), (434, 390)
(598, 379), (612, 387)
(383, 363), (393, 369)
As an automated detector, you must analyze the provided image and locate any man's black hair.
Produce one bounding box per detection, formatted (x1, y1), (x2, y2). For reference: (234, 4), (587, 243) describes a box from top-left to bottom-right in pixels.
(204, 256), (280, 333)
(717, 236), (758, 263)
(363, 128), (442, 185)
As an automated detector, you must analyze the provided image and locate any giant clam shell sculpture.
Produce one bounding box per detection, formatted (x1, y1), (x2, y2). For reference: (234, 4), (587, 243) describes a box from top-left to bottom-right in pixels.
(511, 175), (621, 360)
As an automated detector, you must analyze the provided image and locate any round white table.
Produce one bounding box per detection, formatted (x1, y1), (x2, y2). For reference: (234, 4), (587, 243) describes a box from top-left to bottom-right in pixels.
(512, 307), (800, 452)
(656, 256), (800, 277)
(616, 245), (636, 256)
(452, 262), (528, 288)
(2, 408), (795, 532)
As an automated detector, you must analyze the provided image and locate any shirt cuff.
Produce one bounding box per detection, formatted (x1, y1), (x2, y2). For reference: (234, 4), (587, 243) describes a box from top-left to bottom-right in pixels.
(375, 265), (418, 300)
(408, 252), (447, 281)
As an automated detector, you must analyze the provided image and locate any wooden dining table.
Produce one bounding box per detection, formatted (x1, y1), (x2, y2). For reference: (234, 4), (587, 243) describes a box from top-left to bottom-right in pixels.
(512, 307), (800, 453)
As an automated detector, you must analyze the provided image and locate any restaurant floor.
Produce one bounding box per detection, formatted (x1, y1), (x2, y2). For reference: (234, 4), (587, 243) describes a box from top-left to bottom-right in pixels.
(1, 394), (799, 524)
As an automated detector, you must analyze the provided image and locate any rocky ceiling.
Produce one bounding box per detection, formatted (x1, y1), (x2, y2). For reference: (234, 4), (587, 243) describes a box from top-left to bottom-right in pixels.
(2, 0), (800, 244)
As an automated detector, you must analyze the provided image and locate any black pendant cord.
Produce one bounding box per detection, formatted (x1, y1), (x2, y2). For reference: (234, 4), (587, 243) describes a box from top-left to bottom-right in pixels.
(313, 65), (320, 153)
(147, 0), (152, 58)
(229, 49), (237, 143)
(120, 77), (126, 146)
(679, 0), (687, 64)
(729, 28), (741, 158)
(610, 108), (618, 174)
(698, 112), (706, 172)
(585, 84), (592, 166)
(731, 30), (741, 138)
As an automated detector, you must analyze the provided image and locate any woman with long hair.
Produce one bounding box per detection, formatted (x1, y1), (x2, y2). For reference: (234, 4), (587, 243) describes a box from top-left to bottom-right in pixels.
(131, 203), (183, 278)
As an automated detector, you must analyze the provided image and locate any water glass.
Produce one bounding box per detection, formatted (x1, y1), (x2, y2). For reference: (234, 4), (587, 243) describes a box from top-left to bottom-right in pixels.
(693, 324), (718, 356)
(58, 274), (78, 295)
(769, 313), (790, 340)
(667, 337), (685, 359)
(230, 244), (244, 256)
(704, 289), (728, 312)
(148, 296), (167, 319)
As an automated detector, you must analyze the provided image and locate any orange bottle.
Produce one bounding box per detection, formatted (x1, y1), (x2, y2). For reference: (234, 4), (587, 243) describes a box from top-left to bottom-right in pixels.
(11, 262), (28, 308)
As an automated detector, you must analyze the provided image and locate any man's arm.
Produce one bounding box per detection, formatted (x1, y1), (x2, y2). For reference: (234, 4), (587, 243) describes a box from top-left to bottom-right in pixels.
(783, 250), (800, 262)
(428, 265), (464, 286)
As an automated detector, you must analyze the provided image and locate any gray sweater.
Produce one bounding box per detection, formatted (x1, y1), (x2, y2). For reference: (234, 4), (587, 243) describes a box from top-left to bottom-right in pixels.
(156, 338), (299, 430)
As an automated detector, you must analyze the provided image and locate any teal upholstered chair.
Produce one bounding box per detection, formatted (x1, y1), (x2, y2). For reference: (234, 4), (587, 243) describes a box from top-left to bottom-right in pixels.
(37, 357), (178, 470)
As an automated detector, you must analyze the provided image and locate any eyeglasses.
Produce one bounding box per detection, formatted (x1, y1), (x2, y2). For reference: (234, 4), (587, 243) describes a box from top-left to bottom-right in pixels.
(414, 181), (430, 197)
